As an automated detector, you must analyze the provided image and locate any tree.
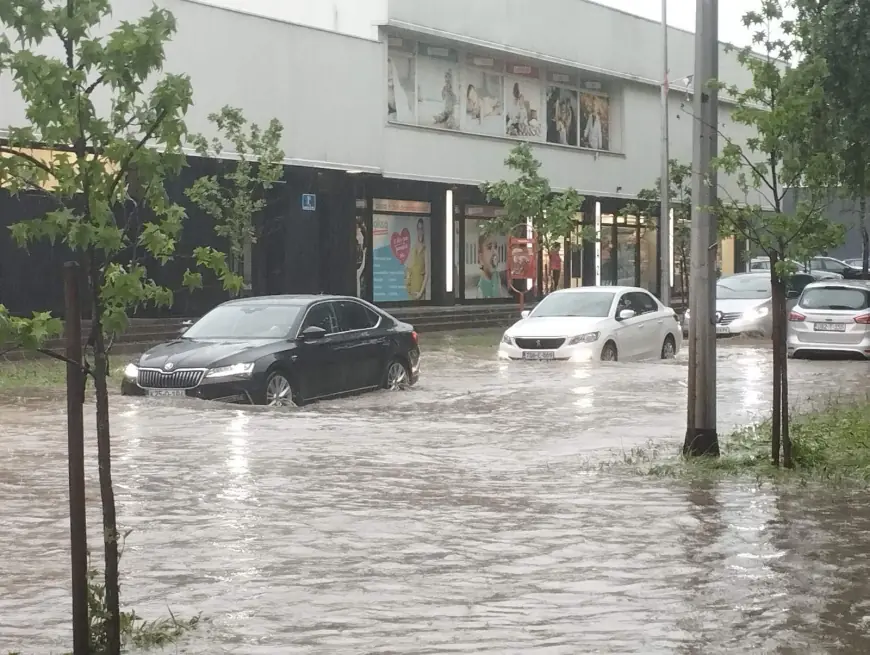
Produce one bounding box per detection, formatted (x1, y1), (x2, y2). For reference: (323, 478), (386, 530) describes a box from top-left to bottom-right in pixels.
(708, 0), (843, 468)
(480, 142), (586, 290)
(0, 2), (239, 652)
(620, 160), (693, 300)
(185, 106), (285, 294)
(796, 0), (870, 278)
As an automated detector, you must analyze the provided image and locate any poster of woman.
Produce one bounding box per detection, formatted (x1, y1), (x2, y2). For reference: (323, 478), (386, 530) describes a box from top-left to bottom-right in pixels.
(355, 217), (368, 299)
(505, 78), (543, 140)
(387, 52), (415, 123)
(579, 93), (610, 151)
(461, 68), (504, 136)
(464, 219), (509, 299)
(417, 50), (459, 130)
(372, 214), (431, 302)
(546, 86), (579, 146)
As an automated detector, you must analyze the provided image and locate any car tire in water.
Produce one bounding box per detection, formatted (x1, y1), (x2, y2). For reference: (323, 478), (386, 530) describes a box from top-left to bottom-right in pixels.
(661, 335), (676, 360)
(263, 370), (296, 407)
(382, 358), (410, 391)
(600, 342), (618, 362)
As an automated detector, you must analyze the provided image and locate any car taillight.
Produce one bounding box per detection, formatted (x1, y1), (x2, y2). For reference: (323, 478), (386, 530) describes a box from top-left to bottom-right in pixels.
(411, 330), (418, 345)
(788, 311), (806, 322)
(854, 314), (870, 324)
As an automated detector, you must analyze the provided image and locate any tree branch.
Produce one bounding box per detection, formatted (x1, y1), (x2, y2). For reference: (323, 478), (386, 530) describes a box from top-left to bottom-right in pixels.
(37, 348), (94, 377)
(106, 108), (169, 202)
(0, 145), (55, 177)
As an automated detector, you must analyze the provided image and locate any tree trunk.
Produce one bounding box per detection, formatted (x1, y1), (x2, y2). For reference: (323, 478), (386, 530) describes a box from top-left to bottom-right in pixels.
(782, 317), (792, 468)
(862, 196), (869, 280)
(91, 305), (121, 654)
(770, 263), (783, 467)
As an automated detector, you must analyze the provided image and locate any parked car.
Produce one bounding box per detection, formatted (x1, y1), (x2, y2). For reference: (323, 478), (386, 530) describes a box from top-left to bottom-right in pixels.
(498, 286), (682, 362)
(844, 258), (864, 269)
(808, 256), (863, 279)
(683, 271), (818, 338)
(749, 256), (842, 280)
(121, 295), (420, 405)
(788, 279), (870, 359)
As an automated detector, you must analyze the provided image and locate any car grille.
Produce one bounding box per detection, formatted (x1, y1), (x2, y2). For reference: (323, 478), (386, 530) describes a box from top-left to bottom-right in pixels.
(515, 337), (566, 350)
(718, 312), (742, 326)
(138, 368), (205, 390)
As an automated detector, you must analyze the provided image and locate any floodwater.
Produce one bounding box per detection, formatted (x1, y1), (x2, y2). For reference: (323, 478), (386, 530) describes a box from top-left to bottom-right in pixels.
(3, 332), (870, 653)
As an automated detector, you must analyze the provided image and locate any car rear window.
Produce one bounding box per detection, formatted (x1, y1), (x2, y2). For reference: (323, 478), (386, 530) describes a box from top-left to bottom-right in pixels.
(800, 287), (870, 311)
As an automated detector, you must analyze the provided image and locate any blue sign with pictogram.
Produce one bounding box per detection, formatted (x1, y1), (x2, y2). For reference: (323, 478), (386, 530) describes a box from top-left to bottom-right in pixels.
(302, 194), (316, 211)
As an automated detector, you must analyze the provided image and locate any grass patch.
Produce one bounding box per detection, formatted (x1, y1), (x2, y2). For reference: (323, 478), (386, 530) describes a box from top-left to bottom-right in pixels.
(611, 399), (870, 486)
(0, 357), (134, 391)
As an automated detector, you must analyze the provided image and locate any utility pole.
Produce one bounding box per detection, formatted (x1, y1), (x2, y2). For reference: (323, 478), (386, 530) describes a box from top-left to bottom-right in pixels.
(660, 0), (671, 307)
(684, 0), (720, 457)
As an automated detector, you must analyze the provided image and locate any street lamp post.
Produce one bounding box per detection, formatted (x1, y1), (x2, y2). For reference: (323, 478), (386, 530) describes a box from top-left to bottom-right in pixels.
(684, 0), (720, 456)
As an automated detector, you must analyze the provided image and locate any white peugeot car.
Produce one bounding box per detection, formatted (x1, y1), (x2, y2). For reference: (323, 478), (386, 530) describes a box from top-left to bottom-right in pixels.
(498, 286), (682, 362)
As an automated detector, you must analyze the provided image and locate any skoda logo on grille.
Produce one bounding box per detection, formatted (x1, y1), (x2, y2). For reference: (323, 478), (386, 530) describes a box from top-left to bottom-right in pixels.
(715, 311), (723, 324)
(164, 362), (175, 371)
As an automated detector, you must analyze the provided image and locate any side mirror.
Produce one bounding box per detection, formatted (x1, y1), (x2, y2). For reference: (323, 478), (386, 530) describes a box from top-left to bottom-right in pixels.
(179, 319), (194, 336)
(300, 325), (327, 341)
(618, 309), (636, 321)
(520, 310), (531, 319)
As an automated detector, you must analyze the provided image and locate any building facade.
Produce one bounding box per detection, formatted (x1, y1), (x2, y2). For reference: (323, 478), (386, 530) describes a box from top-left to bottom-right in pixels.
(0, 0), (754, 316)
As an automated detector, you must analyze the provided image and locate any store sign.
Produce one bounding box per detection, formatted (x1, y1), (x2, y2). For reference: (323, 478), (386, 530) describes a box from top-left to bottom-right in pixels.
(507, 63), (540, 78)
(465, 205), (507, 218)
(373, 198), (431, 214)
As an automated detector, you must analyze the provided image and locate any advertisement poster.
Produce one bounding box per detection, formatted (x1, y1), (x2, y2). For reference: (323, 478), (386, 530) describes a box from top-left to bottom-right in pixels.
(355, 215), (369, 299)
(416, 46), (459, 130)
(464, 218), (510, 299)
(546, 86), (579, 146)
(505, 76), (543, 140)
(373, 214), (432, 302)
(387, 50), (416, 123)
(580, 92), (610, 151)
(461, 66), (504, 136)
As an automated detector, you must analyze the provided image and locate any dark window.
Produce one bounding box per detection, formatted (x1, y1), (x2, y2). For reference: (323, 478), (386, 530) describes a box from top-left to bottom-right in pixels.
(810, 259), (825, 271)
(301, 302), (338, 334)
(789, 274), (815, 294)
(801, 287), (870, 310)
(626, 291), (659, 314)
(184, 304), (302, 339)
(336, 301), (379, 331)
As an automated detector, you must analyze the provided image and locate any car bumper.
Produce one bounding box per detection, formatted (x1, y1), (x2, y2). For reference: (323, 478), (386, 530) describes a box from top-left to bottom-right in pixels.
(788, 332), (870, 358)
(683, 316), (769, 337)
(121, 375), (263, 404)
(497, 340), (601, 362)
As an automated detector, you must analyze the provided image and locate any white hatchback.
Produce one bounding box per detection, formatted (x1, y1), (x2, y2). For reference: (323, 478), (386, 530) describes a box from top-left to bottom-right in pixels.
(498, 286), (683, 362)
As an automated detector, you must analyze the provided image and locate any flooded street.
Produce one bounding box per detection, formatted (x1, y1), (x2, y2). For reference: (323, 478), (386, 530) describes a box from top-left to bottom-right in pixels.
(3, 331), (870, 653)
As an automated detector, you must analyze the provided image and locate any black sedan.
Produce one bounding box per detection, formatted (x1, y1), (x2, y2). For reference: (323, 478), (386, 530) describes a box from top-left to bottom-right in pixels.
(121, 295), (420, 406)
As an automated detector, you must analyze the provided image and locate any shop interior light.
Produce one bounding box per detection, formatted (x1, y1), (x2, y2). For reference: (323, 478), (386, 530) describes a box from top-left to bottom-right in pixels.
(595, 202), (602, 286)
(445, 189), (454, 293)
(668, 208), (675, 288)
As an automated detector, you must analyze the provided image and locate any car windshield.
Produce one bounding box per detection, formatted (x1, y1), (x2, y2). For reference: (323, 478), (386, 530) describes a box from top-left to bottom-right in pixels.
(716, 276), (771, 300)
(183, 304), (302, 339)
(531, 291), (615, 318)
(801, 287), (870, 311)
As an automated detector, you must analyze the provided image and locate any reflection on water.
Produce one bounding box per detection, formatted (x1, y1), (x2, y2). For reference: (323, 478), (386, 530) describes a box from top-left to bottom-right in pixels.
(2, 338), (870, 653)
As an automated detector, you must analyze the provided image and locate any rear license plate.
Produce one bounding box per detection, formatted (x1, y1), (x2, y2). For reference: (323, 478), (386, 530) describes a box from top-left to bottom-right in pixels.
(522, 351), (555, 360)
(814, 323), (847, 332)
(146, 389), (187, 397)
(716, 326), (731, 335)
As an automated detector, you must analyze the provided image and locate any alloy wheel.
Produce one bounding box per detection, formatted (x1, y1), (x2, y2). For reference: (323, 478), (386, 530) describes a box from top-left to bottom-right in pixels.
(601, 344), (617, 362)
(386, 361), (408, 390)
(266, 374), (295, 407)
(662, 338), (676, 359)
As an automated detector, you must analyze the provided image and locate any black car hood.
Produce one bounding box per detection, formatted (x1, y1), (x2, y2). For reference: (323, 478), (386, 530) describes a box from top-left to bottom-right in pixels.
(138, 338), (283, 370)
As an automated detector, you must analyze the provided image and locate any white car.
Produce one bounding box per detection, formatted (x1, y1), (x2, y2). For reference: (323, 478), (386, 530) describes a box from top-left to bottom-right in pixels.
(787, 279), (870, 359)
(498, 286), (682, 362)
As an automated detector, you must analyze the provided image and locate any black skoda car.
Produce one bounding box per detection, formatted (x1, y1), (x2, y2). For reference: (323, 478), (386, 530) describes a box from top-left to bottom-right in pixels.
(121, 295), (420, 406)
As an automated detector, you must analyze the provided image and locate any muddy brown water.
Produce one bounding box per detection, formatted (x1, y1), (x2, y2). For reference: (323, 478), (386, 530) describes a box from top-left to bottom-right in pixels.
(2, 332), (870, 653)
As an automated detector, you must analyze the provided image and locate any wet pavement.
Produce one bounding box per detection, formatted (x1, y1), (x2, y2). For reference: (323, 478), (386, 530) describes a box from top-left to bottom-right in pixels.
(3, 332), (870, 653)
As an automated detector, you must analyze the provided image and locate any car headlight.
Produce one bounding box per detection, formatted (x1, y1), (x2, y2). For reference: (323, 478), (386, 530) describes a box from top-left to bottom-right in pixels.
(501, 334), (514, 346)
(743, 306), (769, 320)
(123, 363), (139, 379)
(205, 362), (255, 379)
(567, 331), (600, 345)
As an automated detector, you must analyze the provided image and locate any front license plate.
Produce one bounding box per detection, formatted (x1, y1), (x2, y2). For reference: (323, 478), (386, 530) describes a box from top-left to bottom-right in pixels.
(716, 326), (731, 335)
(814, 323), (847, 332)
(146, 389), (187, 397)
(522, 351), (555, 360)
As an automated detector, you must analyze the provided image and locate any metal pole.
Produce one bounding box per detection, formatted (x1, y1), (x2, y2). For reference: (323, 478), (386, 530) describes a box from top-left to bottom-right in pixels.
(684, 0), (720, 456)
(660, 0), (671, 306)
(64, 261), (89, 654)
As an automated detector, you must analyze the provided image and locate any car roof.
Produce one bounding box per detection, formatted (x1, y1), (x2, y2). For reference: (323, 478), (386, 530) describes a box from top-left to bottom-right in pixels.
(803, 279), (870, 290)
(220, 294), (356, 307)
(553, 285), (652, 294)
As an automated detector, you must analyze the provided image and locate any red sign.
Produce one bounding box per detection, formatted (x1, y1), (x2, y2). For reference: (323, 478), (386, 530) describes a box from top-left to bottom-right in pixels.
(509, 237), (536, 280)
(390, 228), (411, 264)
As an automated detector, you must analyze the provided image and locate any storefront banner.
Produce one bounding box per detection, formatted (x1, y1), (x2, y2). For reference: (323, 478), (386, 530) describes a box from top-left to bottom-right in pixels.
(373, 214), (432, 302)
(546, 86), (579, 147)
(460, 65), (505, 136)
(464, 218), (510, 299)
(417, 51), (460, 130)
(387, 49), (416, 123)
(579, 92), (610, 151)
